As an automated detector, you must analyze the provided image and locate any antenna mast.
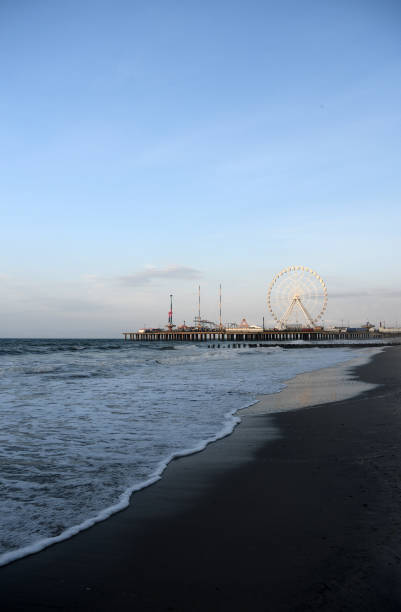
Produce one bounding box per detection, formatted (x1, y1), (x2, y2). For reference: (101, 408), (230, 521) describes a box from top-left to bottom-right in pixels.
(219, 283), (222, 329)
(198, 285), (201, 330)
(167, 294), (174, 331)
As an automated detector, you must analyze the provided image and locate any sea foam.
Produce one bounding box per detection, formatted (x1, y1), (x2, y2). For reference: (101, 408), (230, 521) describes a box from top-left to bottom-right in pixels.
(0, 339), (369, 566)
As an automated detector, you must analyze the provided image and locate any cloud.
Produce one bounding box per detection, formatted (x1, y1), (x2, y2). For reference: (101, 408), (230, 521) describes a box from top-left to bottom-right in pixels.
(36, 296), (107, 313)
(330, 289), (401, 299)
(0, 273), (13, 283)
(118, 265), (202, 287)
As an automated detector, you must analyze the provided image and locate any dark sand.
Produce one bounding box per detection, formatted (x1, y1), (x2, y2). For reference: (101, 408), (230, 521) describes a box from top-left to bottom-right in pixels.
(2, 346), (401, 611)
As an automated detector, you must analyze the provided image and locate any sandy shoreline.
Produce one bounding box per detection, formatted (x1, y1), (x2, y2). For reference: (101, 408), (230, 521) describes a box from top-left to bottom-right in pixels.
(249, 346), (381, 416)
(2, 345), (401, 610)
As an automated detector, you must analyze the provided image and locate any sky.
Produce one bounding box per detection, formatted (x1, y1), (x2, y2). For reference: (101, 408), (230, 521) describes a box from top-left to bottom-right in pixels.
(1, 0), (400, 337)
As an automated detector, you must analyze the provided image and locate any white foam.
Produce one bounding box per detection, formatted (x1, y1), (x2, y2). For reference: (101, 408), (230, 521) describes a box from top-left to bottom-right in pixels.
(0, 407), (246, 568)
(0, 341), (376, 567)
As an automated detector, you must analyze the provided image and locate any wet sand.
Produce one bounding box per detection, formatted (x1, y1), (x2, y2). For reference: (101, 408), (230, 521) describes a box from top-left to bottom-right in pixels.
(2, 346), (401, 611)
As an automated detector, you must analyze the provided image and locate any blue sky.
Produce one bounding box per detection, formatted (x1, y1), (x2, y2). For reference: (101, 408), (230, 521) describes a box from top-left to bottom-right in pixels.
(1, 1), (400, 336)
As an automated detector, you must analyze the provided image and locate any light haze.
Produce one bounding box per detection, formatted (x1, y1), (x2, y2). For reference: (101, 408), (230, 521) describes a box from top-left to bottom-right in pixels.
(1, 1), (400, 337)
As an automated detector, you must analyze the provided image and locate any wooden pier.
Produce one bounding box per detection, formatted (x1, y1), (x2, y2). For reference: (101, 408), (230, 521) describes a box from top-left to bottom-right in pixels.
(122, 330), (399, 342)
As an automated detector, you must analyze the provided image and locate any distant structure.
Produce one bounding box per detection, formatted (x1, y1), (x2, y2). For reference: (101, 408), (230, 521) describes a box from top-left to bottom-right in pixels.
(124, 270), (401, 341)
(226, 318), (263, 332)
(219, 284), (222, 329)
(267, 266), (327, 330)
(167, 294), (175, 331)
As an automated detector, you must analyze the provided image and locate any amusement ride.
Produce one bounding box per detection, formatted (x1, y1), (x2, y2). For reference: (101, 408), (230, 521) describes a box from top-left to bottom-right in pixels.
(267, 266), (328, 330)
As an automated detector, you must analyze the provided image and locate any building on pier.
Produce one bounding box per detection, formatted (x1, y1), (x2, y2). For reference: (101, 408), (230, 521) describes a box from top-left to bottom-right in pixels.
(226, 318), (263, 333)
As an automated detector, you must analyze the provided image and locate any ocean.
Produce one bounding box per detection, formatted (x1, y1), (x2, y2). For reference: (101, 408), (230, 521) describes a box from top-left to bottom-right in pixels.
(0, 338), (365, 566)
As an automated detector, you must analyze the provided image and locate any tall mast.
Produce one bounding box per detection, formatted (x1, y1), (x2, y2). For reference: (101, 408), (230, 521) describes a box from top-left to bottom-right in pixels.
(167, 294), (173, 330)
(198, 285), (201, 330)
(219, 283), (222, 329)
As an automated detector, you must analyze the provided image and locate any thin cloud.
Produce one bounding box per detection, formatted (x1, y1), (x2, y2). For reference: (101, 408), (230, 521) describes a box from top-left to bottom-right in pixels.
(119, 265), (202, 287)
(330, 289), (401, 299)
(37, 297), (107, 313)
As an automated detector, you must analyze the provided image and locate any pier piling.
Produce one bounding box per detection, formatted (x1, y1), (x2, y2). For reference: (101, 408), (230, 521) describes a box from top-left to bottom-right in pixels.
(122, 330), (398, 343)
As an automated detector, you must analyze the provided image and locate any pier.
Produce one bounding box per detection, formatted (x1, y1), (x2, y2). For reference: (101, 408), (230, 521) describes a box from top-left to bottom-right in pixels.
(123, 267), (401, 345)
(122, 329), (400, 342)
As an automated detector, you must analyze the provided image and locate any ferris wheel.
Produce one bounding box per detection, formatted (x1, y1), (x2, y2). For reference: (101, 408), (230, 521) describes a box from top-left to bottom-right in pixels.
(267, 266), (328, 329)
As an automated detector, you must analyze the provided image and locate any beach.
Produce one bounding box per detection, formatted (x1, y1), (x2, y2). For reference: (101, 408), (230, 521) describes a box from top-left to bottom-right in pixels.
(2, 345), (401, 611)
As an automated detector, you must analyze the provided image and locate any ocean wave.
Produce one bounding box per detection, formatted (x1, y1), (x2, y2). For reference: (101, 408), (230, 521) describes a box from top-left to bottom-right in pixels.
(0, 403), (247, 569)
(0, 339), (368, 568)
(0, 339), (130, 357)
